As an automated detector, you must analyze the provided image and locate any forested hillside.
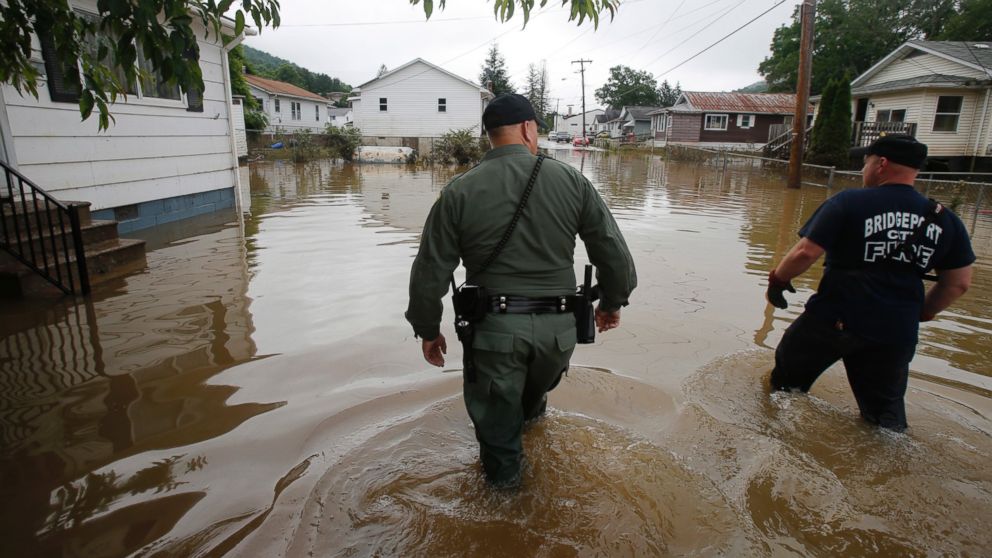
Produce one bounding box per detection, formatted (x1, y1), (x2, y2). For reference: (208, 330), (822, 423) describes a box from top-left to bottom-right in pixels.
(243, 45), (351, 98)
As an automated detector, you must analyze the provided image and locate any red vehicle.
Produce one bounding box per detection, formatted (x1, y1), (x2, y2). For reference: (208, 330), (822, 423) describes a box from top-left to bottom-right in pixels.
(572, 136), (592, 147)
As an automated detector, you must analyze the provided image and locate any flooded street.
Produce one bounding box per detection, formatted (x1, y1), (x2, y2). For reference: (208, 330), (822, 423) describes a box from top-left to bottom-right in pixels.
(2, 148), (991, 556)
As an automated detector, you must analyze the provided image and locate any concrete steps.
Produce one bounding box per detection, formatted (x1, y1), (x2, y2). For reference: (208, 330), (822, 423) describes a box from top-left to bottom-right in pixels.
(0, 198), (146, 297)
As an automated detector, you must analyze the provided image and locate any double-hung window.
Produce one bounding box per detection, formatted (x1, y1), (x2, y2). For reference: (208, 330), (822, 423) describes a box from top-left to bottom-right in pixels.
(704, 114), (729, 131)
(737, 114), (755, 128)
(932, 96), (962, 132)
(876, 109), (906, 122)
(379, 97), (388, 111)
(291, 102), (301, 120)
(274, 99), (280, 113)
(316, 105), (320, 121)
(438, 98), (447, 112)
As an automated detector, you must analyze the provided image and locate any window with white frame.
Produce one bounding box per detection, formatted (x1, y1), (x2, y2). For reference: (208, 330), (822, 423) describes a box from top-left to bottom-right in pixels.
(438, 98), (446, 112)
(274, 99), (280, 113)
(932, 96), (962, 132)
(655, 115), (666, 131)
(704, 114), (728, 130)
(315, 105), (320, 121)
(379, 97), (388, 111)
(737, 114), (755, 128)
(876, 109), (906, 122)
(291, 102), (301, 120)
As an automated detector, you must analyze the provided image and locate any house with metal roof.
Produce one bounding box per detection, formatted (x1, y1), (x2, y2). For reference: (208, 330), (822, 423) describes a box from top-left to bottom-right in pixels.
(349, 58), (493, 153)
(848, 40), (992, 170)
(245, 74), (333, 133)
(649, 92), (807, 148)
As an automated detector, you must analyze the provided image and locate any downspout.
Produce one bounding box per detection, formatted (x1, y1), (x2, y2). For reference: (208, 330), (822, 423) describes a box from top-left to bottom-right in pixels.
(972, 86), (991, 171)
(222, 27), (256, 215)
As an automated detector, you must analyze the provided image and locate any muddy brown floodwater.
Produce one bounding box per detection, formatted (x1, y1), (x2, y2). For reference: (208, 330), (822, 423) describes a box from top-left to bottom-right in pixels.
(2, 147), (991, 557)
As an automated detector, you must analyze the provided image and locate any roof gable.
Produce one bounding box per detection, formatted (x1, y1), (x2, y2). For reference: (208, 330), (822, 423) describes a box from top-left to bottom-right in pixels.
(245, 74), (329, 103)
(355, 58), (490, 96)
(852, 41), (992, 87)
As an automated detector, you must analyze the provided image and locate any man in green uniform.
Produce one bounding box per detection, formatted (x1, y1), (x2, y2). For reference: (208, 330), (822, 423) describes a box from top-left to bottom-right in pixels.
(405, 94), (637, 488)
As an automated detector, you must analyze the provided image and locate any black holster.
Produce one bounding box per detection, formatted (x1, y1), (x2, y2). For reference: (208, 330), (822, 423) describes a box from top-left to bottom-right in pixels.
(575, 265), (600, 344)
(452, 284), (487, 383)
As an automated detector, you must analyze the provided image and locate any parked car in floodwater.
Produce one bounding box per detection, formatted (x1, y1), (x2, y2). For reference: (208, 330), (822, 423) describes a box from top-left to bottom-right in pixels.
(556, 132), (573, 143)
(572, 136), (592, 147)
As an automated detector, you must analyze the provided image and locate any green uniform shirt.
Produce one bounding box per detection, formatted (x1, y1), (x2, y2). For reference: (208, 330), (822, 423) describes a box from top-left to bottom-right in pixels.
(405, 144), (637, 340)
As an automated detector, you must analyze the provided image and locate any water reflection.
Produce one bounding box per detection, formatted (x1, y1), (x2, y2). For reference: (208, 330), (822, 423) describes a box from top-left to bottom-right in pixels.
(0, 151), (989, 556)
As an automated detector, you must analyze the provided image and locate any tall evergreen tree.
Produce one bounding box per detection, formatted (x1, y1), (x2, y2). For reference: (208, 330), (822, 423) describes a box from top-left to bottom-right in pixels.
(480, 44), (515, 95)
(808, 75), (853, 167)
(657, 80), (682, 107)
(524, 62), (550, 125)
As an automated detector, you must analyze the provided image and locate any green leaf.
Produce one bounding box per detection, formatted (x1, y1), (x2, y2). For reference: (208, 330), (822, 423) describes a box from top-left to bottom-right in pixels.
(235, 10), (245, 36)
(80, 90), (95, 119)
(424, 0), (433, 19)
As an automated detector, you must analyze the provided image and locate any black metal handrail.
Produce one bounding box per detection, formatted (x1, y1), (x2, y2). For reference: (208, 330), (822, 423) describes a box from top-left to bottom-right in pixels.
(1, 160), (90, 295)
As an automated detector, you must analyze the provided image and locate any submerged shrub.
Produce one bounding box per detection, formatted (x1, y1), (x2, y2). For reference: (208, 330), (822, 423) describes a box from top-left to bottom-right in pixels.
(430, 128), (488, 165)
(325, 125), (362, 161)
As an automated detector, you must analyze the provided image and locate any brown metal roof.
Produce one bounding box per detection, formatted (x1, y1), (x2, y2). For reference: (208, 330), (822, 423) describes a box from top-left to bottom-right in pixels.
(245, 74), (328, 103)
(681, 91), (809, 114)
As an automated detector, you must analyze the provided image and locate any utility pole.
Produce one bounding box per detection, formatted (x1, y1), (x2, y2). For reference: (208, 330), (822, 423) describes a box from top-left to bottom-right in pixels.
(572, 59), (592, 140)
(787, 0), (816, 189)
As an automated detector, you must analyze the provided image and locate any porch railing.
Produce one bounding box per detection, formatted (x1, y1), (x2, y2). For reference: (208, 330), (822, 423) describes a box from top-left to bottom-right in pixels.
(852, 121), (918, 146)
(762, 126), (812, 160)
(1, 160), (90, 295)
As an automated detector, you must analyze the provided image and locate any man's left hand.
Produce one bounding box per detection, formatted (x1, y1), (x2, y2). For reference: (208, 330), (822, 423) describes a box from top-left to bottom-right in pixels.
(422, 334), (447, 367)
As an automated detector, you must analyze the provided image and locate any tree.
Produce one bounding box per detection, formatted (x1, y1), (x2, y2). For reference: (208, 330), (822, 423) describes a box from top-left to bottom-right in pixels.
(807, 75), (852, 167)
(275, 64), (307, 89)
(412, 0), (619, 28)
(758, 0), (960, 96)
(524, 62), (550, 125)
(938, 0), (992, 40)
(0, 0), (280, 130)
(480, 44), (515, 95)
(595, 65), (661, 109)
(657, 80), (682, 107)
(377, 64), (389, 78)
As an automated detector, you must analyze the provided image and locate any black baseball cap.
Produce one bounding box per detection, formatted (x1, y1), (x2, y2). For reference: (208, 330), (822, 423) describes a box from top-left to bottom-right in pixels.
(482, 93), (548, 131)
(849, 134), (928, 169)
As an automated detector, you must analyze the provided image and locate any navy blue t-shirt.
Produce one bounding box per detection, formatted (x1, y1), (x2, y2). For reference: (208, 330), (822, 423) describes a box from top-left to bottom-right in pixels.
(799, 184), (975, 345)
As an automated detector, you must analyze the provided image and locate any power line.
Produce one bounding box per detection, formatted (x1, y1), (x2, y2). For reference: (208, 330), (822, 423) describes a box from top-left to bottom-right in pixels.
(655, 0), (788, 79)
(641, 0), (748, 70)
(279, 15), (493, 27)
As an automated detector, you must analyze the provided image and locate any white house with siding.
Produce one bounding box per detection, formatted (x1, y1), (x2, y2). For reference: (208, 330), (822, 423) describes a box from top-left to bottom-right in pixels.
(0, 1), (246, 233)
(244, 74), (332, 133)
(850, 40), (992, 170)
(557, 109), (605, 137)
(350, 58), (493, 151)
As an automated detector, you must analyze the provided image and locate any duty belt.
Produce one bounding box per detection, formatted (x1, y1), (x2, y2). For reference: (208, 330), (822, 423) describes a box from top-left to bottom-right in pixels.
(489, 295), (578, 314)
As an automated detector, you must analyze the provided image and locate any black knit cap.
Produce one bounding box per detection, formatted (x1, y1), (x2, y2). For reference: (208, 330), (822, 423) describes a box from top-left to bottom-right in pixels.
(849, 134), (928, 169)
(483, 93), (548, 131)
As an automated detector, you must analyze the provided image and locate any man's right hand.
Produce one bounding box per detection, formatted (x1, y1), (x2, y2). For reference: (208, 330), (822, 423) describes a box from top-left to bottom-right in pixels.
(595, 307), (621, 332)
(766, 269), (796, 309)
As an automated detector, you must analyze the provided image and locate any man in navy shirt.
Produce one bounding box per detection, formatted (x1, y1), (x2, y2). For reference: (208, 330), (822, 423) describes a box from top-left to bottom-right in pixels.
(766, 135), (975, 431)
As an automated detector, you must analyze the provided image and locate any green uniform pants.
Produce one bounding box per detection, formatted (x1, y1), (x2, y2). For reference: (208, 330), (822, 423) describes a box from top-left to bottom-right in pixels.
(463, 312), (577, 484)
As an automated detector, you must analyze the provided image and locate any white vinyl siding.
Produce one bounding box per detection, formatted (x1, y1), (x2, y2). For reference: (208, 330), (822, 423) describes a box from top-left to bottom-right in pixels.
(865, 52), (987, 87)
(353, 61), (487, 137)
(246, 83), (331, 133)
(864, 91), (926, 125)
(4, 12), (238, 211)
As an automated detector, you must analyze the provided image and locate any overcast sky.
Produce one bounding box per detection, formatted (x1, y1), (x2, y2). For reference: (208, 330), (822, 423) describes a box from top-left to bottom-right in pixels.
(244, 0), (799, 112)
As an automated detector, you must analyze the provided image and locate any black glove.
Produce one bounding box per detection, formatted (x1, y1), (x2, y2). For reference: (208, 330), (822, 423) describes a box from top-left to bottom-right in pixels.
(766, 269), (795, 309)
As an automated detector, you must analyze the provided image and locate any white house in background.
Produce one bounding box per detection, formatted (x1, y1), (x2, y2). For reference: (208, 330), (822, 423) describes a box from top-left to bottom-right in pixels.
(849, 40), (992, 170)
(245, 74), (332, 133)
(557, 109), (605, 137)
(326, 107), (353, 127)
(350, 58), (493, 151)
(0, 1), (246, 233)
